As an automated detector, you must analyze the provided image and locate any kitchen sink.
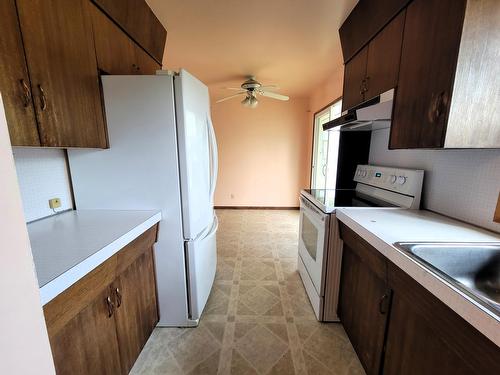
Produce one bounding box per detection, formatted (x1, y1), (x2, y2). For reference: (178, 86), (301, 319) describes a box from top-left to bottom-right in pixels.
(394, 242), (500, 316)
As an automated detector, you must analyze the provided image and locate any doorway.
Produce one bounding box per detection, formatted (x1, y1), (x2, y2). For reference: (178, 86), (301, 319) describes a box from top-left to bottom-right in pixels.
(310, 99), (342, 189)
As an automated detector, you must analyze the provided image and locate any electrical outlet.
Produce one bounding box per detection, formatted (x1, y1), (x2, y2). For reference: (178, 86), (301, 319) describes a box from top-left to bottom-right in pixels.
(49, 198), (61, 209)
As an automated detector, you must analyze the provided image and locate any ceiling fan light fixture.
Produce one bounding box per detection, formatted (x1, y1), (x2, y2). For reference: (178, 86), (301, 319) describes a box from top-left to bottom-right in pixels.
(242, 95), (258, 108)
(217, 77), (286, 107)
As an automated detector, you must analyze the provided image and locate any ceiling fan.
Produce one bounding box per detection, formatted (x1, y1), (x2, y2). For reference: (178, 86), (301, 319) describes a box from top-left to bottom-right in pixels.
(216, 77), (289, 108)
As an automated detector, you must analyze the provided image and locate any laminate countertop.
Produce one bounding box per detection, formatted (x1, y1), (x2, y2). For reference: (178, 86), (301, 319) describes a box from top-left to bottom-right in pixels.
(28, 209), (162, 305)
(336, 208), (500, 347)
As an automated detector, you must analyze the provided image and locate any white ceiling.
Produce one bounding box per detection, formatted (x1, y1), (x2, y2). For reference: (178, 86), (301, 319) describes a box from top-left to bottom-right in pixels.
(146, 0), (358, 98)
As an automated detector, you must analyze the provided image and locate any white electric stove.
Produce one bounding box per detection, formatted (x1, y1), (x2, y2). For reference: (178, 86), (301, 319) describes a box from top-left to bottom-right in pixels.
(298, 164), (424, 321)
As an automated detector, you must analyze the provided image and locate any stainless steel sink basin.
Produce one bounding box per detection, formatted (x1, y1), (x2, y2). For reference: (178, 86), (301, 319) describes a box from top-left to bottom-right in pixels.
(394, 242), (500, 316)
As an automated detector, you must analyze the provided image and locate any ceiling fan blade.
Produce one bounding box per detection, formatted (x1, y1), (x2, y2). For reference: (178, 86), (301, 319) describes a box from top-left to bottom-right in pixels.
(224, 87), (245, 91)
(258, 90), (289, 101)
(259, 85), (279, 90)
(216, 92), (247, 103)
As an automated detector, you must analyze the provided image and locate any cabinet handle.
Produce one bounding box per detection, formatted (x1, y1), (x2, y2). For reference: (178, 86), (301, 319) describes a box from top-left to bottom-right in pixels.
(428, 91), (446, 123)
(363, 76), (370, 94)
(38, 84), (47, 111)
(132, 64), (140, 73)
(20, 79), (31, 107)
(379, 293), (389, 314)
(115, 288), (122, 308)
(106, 296), (115, 317)
(359, 78), (366, 96)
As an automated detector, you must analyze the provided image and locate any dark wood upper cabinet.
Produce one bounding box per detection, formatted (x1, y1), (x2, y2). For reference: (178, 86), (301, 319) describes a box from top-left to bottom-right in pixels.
(91, 4), (136, 75)
(0, 0), (40, 146)
(338, 224), (391, 375)
(341, 11), (405, 112)
(134, 46), (162, 75)
(113, 248), (158, 374)
(389, 0), (467, 149)
(16, 0), (108, 148)
(91, 4), (161, 76)
(92, 0), (166, 64)
(341, 47), (368, 112)
(364, 10), (405, 101)
(339, 0), (411, 63)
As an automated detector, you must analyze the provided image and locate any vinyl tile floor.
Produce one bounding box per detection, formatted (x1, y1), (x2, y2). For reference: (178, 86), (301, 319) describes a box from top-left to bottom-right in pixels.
(130, 209), (364, 375)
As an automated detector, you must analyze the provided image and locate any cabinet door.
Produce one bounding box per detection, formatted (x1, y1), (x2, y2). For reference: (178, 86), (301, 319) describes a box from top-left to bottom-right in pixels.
(339, 243), (390, 375)
(91, 5), (160, 76)
(341, 46), (368, 112)
(0, 0), (39, 146)
(113, 248), (159, 374)
(49, 288), (122, 375)
(92, 0), (166, 64)
(389, 0), (467, 149)
(339, 0), (411, 63)
(91, 4), (136, 75)
(384, 264), (500, 375)
(364, 11), (405, 101)
(134, 45), (161, 75)
(16, 0), (108, 148)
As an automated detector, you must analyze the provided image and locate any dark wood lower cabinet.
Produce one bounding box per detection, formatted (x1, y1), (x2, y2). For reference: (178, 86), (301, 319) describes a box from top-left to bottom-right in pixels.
(50, 288), (122, 375)
(384, 262), (500, 375)
(44, 226), (159, 375)
(338, 223), (500, 375)
(339, 225), (390, 375)
(113, 248), (159, 374)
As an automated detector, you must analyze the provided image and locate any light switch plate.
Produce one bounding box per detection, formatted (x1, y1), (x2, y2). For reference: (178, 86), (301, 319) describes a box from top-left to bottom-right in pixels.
(494, 192), (500, 223)
(49, 198), (61, 209)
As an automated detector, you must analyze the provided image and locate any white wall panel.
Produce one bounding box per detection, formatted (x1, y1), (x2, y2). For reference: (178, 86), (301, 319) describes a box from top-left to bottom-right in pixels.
(13, 148), (73, 222)
(369, 128), (500, 233)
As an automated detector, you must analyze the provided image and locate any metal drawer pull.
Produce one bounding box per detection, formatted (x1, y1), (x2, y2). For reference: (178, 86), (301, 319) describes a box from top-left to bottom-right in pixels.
(106, 296), (115, 317)
(359, 78), (366, 96)
(38, 84), (47, 111)
(20, 79), (31, 107)
(115, 288), (122, 308)
(379, 293), (389, 314)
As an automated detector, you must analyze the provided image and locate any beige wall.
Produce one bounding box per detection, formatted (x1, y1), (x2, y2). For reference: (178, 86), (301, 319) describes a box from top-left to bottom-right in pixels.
(210, 65), (344, 207)
(308, 65), (344, 114)
(211, 96), (310, 207)
(0, 96), (55, 374)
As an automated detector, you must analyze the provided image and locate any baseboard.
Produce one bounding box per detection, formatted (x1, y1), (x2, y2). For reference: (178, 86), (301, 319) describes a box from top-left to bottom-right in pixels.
(214, 206), (299, 210)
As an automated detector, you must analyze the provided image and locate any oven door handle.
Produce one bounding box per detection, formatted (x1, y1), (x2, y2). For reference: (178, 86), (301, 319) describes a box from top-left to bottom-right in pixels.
(300, 196), (328, 221)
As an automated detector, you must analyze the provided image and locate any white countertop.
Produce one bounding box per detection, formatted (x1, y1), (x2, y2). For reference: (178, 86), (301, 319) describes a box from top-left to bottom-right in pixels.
(336, 208), (500, 347)
(28, 209), (162, 305)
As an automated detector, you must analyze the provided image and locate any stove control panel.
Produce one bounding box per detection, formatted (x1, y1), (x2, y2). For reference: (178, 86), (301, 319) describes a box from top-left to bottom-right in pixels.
(354, 164), (424, 197)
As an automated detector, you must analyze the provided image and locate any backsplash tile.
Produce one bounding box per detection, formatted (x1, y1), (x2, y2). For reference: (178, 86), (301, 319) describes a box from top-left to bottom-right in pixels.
(13, 148), (73, 222)
(369, 128), (500, 233)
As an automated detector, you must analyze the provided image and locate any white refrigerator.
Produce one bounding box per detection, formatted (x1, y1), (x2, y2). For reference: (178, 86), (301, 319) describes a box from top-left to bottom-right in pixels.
(68, 70), (218, 327)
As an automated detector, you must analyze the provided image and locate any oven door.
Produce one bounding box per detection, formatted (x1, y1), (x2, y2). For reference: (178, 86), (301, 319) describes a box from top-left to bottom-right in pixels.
(298, 195), (329, 295)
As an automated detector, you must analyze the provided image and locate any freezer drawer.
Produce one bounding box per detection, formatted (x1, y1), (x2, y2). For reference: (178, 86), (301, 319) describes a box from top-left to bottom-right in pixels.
(185, 215), (218, 321)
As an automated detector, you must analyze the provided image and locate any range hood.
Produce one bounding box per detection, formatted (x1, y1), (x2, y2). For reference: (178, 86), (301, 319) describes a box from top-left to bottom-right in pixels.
(323, 89), (394, 131)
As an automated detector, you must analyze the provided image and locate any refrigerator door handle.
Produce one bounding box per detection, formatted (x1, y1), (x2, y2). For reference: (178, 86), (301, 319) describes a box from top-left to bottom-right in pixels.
(207, 114), (218, 202)
(205, 214), (219, 239)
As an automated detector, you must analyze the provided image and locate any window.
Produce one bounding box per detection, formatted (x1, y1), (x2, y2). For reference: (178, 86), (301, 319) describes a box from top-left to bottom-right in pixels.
(310, 99), (342, 190)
